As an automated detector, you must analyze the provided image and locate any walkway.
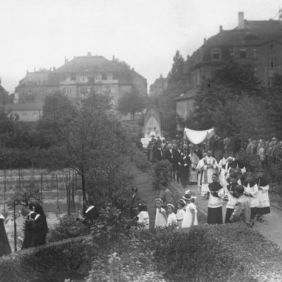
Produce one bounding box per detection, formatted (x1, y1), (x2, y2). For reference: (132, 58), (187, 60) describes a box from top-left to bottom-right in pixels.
(171, 181), (282, 250)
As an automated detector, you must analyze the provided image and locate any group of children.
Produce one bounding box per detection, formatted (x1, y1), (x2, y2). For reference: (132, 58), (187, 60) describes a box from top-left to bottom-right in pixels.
(207, 167), (271, 227)
(136, 190), (199, 230)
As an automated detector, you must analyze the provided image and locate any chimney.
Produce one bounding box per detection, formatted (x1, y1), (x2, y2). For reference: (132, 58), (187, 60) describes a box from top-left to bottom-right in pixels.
(219, 25), (223, 32)
(238, 11), (245, 29)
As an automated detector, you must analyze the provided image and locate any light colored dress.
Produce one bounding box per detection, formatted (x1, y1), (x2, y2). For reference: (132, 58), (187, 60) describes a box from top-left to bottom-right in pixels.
(154, 208), (167, 228)
(167, 212), (177, 227)
(137, 211), (150, 229)
(182, 203), (198, 228)
(176, 208), (185, 228)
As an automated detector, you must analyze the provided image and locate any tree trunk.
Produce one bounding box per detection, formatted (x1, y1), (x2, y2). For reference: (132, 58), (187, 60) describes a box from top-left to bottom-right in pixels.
(81, 171), (87, 211)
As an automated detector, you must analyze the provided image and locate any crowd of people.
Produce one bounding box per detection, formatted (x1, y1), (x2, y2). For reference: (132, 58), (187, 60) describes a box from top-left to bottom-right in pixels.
(137, 135), (272, 229)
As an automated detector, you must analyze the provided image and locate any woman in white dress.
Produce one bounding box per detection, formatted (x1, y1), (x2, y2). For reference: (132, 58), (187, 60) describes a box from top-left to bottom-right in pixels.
(154, 198), (167, 228)
(166, 204), (177, 227)
(176, 199), (186, 229)
(182, 191), (197, 228)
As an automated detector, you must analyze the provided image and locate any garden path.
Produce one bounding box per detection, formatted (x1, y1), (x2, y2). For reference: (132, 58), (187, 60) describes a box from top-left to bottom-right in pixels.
(171, 181), (282, 250)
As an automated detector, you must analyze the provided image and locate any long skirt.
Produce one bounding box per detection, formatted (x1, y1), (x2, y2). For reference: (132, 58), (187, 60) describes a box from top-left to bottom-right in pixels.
(207, 207), (223, 224)
(225, 208), (234, 223)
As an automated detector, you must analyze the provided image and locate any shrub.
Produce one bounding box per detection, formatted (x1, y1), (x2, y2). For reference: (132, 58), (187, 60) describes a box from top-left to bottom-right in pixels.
(48, 215), (90, 243)
(131, 148), (151, 172)
(0, 235), (92, 282)
(152, 160), (172, 190)
(149, 224), (282, 282)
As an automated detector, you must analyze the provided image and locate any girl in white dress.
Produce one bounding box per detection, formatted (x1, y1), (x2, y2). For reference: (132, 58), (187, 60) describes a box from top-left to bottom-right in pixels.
(154, 198), (167, 228)
(256, 171), (270, 222)
(137, 203), (150, 230)
(182, 191), (197, 228)
(166, 204), (177, 227)
(176, 199), (186, 229)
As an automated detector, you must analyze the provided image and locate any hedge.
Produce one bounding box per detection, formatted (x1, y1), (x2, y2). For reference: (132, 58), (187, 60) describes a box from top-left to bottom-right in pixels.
(150, 223), (282, 282)
(0, 235), (92, 282)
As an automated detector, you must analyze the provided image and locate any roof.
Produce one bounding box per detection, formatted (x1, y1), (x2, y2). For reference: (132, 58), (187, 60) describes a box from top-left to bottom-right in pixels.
(205, 20), (282, 47)
(55, 55), (131, 73)
(5, 102), (43, 111)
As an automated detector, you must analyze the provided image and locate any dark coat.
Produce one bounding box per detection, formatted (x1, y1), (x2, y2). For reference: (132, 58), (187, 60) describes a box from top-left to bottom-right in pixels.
(0, 218), (11, 256)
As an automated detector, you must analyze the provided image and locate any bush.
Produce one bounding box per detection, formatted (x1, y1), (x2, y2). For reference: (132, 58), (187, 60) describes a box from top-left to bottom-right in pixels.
(130, 148), (151, 172)
(152, 160), (172, 190)
(150, 224), (282, 282)
(48, 215), (90, 243)
(0, 235), (92, 282)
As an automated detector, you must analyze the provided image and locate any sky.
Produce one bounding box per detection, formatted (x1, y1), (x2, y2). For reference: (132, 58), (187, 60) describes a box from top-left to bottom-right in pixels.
(0, 0), (282, 93)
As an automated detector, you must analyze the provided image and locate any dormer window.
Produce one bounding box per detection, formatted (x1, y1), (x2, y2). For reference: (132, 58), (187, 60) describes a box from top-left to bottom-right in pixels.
(239, 48), (247, 59)
(211, 48), (221, 60)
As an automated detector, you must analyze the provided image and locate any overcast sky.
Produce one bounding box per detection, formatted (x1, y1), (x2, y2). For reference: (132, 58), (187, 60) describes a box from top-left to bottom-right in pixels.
(0, 0), (281, 92)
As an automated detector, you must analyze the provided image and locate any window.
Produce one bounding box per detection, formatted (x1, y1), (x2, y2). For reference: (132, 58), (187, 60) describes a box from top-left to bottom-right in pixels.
(211, 48), (221, 60)
(102, 74), (107, 80)
(239, 48), (247, 59)
(71, 74), (76, 81)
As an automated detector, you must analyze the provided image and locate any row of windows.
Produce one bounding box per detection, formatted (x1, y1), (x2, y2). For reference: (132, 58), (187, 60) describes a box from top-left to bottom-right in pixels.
(68, 73), (115, 82)
(211, 47), (278, 68)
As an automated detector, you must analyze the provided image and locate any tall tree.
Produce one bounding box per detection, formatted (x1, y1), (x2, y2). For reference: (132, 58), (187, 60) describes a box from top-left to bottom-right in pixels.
(194, 62), (269, 138)
(117, 89), (146, 120)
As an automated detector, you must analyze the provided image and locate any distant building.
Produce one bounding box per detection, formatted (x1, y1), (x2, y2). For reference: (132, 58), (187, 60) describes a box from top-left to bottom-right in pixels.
(176, 11), (282, 131)
(16, 55), (147, 106)
(186, 12), (282, 89)
(149, 75), (167, 96)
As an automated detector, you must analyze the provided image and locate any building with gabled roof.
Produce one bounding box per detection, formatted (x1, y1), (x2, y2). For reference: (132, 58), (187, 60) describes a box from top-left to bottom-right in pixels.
(185, 12), (282, 89)
(15, 54), (147, 107)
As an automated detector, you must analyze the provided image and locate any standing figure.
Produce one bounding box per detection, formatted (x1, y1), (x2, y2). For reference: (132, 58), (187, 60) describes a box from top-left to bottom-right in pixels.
(256, 171), (270, 222)
(22, 205), (37, 249)
(179, 145), (191, 188)
(154, 198), (167, 228)
(225, 176), (238, 223)
(176, 199), (186, 229)
(207, 174), (224, 224)
(197, 151), (218, 197)
(166, 204), (177, 227)
(0, 214), (11, 256)
(32, 203), (49, 247)
(137, 203), (150, 230)
(181, 191), (197, 228)
(243, 174), (259, 227)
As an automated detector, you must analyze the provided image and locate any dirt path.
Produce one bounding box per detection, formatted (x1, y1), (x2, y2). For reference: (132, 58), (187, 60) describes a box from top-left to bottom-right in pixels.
(171, 181), (282, 250)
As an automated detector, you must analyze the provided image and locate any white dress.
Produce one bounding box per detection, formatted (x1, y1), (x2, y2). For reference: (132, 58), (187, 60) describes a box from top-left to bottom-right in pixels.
(167, 212), (177, 227)
(182, 203), (198, 228)
(176, 209), (185, 228)
(244, 184), (259, 208)
(154, 208), (167, 228)
(258, 185), (270, 208)
(137, 211), (150, 229)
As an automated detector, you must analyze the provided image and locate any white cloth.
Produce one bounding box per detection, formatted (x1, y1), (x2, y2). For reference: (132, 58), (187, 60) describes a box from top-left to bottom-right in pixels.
(154, 208), (167, 228)
(167, 212), (177, 227)
(208, 188), (224, 208)
(182, 203), (197, 228)
(184, 128), (214, 145)
(244, 184), (259, 208)
(137, 211), (150, 229)
(226, 192), (237, 209)
(258, 185), (270, 208)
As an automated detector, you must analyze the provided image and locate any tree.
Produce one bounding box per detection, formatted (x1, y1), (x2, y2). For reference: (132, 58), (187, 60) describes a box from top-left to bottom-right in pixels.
(193, 62), (269, 138)
(117, 89), (146, 120)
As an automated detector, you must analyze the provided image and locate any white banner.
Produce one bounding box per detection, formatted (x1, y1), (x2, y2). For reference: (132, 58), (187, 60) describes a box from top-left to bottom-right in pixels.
(184, 128), (214, 144)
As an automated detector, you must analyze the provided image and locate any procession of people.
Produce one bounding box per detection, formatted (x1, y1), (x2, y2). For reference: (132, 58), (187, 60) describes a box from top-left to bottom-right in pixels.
(138, 134), (272, 230)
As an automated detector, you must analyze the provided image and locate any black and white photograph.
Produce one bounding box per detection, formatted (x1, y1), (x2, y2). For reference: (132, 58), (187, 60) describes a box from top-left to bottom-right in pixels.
(0, 0), (282, 281)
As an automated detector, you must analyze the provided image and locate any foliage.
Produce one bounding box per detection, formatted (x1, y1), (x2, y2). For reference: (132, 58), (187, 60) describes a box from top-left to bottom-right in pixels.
(90, 204), (134, 249)
(117, 89), (146, 120)
(0, 236), (92, 282)
(152, 160), (172, 190)
(194, 62), (270, 138)
(150, 224), (282, 282)
(48, 215), (90, 242)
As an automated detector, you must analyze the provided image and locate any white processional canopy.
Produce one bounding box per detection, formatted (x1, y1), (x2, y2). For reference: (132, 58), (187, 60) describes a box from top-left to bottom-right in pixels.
(184, 128), (215, 145)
